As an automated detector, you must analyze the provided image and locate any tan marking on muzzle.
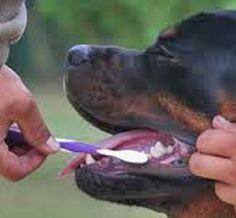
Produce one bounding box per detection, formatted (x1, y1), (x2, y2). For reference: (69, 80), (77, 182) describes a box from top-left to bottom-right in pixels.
(156, 92), (212, 134)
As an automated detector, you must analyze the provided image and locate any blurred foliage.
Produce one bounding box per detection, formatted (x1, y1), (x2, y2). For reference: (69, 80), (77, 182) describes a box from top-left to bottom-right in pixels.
(7, 0), (236, 84)
(37, 0), (227, 48)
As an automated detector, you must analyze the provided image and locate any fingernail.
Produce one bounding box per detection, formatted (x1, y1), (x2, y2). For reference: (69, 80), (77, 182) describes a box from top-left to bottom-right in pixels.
(214, 115), (231, 129)
(46, 136), (60, 153)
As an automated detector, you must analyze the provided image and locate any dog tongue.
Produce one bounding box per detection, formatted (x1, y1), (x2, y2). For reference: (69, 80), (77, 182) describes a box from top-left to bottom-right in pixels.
(59, 130), (158, 177)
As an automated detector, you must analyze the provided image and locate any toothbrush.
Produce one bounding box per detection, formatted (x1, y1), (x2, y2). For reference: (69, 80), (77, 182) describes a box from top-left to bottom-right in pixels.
(6, 128), (149, 164)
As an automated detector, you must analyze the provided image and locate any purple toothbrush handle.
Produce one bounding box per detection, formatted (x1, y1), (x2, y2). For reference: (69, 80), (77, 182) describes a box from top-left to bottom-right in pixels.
(6, 128), (98, 154)
(60, 141), (98, 154)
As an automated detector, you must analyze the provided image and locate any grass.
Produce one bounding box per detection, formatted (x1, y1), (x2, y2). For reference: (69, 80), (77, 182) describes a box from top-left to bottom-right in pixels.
(0, 85), (165, 218)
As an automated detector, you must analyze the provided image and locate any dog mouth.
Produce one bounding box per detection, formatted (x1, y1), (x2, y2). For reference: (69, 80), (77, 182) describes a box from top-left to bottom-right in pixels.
(60, 130), (195, 177)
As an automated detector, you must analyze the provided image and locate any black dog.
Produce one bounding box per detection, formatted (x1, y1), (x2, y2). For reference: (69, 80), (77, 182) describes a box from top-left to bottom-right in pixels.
(63, 10), (236, 218)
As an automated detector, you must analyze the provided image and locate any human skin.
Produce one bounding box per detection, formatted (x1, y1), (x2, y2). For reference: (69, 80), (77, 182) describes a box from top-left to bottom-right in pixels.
(190, 115), (236, 210)
(0, 65), (59, 181)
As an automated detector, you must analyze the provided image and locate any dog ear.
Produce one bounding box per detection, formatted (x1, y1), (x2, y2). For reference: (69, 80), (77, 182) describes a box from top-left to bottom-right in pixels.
(146, 12), (219, 60)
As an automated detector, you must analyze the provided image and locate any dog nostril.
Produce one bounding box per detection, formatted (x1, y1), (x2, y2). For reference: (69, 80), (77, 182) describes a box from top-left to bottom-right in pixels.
(67, 45), (91, 66)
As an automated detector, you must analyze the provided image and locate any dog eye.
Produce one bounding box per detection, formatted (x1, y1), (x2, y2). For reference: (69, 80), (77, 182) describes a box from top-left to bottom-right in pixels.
(146, 44), (182, 65)
(158, 45), (175, 58)
(146, 44), (175, 58)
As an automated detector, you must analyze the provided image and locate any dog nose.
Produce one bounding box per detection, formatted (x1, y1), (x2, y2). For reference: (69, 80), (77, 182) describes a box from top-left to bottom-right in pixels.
(67, 45), (91, 66)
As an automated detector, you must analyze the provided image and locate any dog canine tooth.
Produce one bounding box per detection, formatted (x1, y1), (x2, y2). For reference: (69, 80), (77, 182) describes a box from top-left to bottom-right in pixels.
(85, 155), (96, 165)
(150, 141), (168, 158)
(166, 145), (174, 154)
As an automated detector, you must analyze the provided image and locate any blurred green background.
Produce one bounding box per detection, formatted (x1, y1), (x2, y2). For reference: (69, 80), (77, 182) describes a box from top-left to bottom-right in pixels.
(1, 0), (236, 218)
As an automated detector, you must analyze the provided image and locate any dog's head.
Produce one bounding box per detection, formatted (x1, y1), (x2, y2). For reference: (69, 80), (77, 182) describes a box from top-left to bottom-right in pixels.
(63, 11), (236, 214)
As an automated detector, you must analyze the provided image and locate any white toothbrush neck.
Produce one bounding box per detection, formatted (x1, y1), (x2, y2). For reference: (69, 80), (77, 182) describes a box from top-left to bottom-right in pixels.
(97, 149), (148, 164)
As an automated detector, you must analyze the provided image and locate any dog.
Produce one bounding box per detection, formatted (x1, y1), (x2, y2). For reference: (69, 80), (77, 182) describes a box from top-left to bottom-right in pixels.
(62, 10), (236, 218)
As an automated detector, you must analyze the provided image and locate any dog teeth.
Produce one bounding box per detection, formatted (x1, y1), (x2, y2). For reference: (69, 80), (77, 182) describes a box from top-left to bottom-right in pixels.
(150, 142), (166, 158)
(166, 145), (174, 154)
(85, 155), (96, 165)
(80, 164), (85, 168)
(150, 141), (174, 158)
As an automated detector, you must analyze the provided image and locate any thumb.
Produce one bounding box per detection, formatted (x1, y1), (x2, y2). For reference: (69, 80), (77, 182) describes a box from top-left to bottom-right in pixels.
(1, 65), (60, 155)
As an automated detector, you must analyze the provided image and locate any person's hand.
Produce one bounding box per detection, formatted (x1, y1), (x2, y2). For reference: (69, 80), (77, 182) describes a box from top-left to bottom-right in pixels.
(0, 65), (59, 181)
(190, 115), (236, 208)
